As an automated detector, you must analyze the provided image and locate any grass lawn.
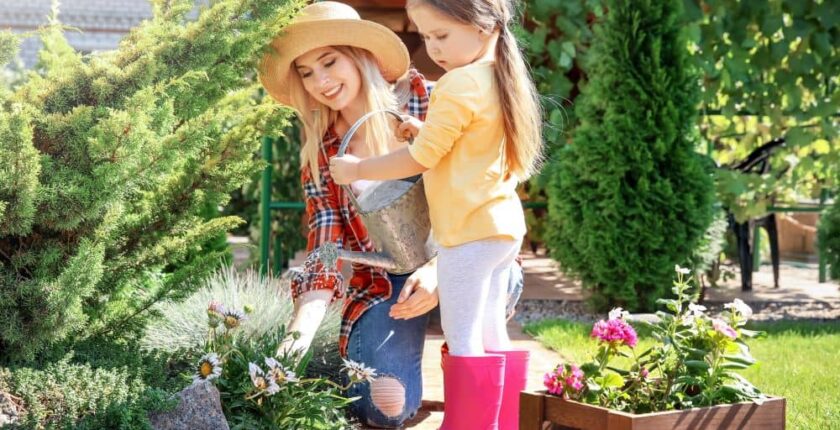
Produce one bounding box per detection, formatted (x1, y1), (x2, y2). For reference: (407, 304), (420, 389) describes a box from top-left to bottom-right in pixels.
(523, 319), (840, 430)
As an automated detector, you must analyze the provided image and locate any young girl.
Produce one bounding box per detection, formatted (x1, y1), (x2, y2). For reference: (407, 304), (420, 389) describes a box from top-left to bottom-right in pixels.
(330, 1), (543, 428)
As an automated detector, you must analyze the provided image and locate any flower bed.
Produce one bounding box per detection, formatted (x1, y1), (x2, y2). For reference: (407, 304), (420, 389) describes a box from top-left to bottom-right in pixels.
(524, 266), (785, 429)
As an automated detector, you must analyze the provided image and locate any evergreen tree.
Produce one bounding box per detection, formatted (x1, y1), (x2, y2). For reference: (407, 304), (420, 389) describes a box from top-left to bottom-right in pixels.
(545, 0), (714, 310)
(818, 197), (840, 280)
(0, 0), (303, 361)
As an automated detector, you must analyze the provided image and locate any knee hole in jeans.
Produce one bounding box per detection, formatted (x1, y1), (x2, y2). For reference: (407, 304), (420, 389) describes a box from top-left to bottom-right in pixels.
(369, 376), (406, 419)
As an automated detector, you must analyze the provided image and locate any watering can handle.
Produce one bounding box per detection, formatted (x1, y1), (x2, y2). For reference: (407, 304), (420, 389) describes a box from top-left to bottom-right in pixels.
(335, 109), (412, 210)
(337, 109), (409, 157)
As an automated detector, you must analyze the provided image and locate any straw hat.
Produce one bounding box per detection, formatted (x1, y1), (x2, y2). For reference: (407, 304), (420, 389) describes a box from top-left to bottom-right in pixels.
(259, 1), (410, 105)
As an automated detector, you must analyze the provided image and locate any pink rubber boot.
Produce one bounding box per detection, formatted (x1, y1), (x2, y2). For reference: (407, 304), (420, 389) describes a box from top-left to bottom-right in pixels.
(439, 354), (505, 430)
(488, 350), (530, 430)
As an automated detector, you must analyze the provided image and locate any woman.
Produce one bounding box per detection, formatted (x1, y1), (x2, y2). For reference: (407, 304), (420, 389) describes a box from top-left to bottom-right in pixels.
(258, 2), (438, 427)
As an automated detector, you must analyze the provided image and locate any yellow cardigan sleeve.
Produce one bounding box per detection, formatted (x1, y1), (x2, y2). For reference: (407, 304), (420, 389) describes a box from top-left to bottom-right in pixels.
(408, 70), (481, 169)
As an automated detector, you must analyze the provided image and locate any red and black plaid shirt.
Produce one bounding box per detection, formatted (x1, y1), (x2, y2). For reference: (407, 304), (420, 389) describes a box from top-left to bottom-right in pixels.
(291, 69), (432, 357)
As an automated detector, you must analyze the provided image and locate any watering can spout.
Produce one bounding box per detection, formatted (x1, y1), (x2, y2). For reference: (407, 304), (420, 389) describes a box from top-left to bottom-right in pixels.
(318, 242), (399, 271)
(336, 250), (399, 271)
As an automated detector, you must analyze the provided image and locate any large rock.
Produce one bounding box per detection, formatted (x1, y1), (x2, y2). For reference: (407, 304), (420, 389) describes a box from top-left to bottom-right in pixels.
(149, 381), (229, 430)
(0, 392), (20, 427)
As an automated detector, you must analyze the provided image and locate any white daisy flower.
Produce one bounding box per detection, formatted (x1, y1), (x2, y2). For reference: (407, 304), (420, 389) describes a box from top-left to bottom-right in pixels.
(342, 359), (377, 383)
(193, 353), (222, 383)
(675, 265), (691, 275)
(265, 357), (298, 384)
(223, 309), (247, 330)
(248, 362), (280, 396)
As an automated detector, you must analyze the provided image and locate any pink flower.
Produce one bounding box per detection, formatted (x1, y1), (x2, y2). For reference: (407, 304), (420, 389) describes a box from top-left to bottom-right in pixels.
(544, 363), (585, 397)
(207, 301), (226, 328)
(591, 318), (638, 348)
(544, 371), (564, 396)
(640, 368), (649, 379)
(712, 318), (737, 339)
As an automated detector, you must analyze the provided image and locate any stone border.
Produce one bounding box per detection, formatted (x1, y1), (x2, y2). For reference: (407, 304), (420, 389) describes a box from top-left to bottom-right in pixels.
(513, 299), (840, 325)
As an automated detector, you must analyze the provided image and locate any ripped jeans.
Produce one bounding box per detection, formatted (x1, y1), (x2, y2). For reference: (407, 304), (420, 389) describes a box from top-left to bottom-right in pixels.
(346, 273), (429, 428)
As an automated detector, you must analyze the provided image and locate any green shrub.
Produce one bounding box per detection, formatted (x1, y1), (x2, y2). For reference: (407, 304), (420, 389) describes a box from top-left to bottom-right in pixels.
(0, 337), (186, 430)
(0, 0), (303, 361)
(545, 0), (714, 311)
(818, 197), (840, 280)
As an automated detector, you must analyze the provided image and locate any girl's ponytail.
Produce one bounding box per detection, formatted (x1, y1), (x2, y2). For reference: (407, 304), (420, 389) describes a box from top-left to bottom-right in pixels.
(493, 4), (543, 180)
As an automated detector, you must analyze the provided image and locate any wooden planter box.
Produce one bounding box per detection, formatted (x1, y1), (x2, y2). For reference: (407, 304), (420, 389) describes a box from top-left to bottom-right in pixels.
(519, 391), (785, 430)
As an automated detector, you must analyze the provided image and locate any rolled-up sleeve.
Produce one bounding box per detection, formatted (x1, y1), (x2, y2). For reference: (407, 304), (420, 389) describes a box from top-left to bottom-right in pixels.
(289, 168), (345, 301)
(408, 71), (480, 169)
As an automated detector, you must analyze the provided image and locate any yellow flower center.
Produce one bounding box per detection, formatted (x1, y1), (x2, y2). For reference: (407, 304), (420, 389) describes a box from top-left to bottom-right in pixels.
(256, 377), (267, 389)
(200, 362), (213, 377)
(225, 316), (239, 328)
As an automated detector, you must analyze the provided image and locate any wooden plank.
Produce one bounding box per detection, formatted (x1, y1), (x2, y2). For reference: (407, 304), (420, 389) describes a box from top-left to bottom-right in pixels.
(607, 411), (633, 430)
(627, 398), (786, 430)
(520, 391), (546, 430)
(524, 392), (785, 430)
(544, 398), (609, 430)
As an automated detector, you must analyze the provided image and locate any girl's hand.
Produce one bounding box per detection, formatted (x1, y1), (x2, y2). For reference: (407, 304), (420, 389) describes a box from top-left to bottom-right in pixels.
(329, 154), (361, 185)
(396, 116), (424, 142)
(389, 262), (438, 320)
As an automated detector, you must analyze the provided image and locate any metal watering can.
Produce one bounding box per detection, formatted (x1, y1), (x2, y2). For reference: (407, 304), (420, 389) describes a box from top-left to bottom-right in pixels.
(322, 109), (435, 275)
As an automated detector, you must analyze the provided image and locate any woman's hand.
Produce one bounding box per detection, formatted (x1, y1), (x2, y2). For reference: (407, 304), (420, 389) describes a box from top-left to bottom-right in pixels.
(396, 115), (424, 142)
(329, 154), (361, 185)
(389, 260), (438, 320)
(276, 289), (333, 357)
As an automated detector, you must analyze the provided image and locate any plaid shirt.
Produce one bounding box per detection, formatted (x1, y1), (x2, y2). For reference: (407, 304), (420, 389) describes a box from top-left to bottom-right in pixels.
(291, 69), (432, 357)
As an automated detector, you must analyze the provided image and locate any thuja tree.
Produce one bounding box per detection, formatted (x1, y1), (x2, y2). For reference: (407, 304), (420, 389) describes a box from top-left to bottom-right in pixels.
(0, 0), (303, 361)
(546, 0), (714, 310)
(818, 196), (840, 280)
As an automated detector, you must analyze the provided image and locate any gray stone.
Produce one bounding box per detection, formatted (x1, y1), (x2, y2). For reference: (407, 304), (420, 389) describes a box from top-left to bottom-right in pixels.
(0, 392), (21, 428)
(149, 381), (229, 430)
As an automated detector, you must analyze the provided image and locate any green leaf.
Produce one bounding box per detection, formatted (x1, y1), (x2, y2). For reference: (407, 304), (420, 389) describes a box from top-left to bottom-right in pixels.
(724, 353), (756, 366)
(685, 360), (710, 370)
(596, 372), (625, 389)
(722, 361), (750, 370)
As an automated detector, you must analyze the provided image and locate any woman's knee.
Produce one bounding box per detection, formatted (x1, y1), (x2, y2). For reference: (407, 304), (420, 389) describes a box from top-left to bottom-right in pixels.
(370, 376), (407, 418)
(354, 376), (417, 428)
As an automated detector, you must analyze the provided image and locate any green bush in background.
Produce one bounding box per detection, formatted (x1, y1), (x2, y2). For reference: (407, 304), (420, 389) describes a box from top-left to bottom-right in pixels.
(818, 196), (840, 280)
(545, 0), (715, 311)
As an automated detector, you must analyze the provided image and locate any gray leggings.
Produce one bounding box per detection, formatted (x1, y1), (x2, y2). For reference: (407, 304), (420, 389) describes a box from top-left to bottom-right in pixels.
(437, 238), (521, 356)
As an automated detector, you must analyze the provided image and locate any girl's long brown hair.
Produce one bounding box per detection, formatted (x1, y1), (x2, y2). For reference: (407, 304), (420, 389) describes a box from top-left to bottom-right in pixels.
(408, 0), (543, 180)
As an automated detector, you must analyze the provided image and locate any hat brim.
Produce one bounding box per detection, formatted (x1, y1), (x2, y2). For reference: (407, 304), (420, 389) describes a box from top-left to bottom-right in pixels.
(259, 19), (410, 105)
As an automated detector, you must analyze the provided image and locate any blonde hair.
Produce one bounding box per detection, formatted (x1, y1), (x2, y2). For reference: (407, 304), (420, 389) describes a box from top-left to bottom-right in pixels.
(408, 0), (543, 180)
(286, 46), (407, 186)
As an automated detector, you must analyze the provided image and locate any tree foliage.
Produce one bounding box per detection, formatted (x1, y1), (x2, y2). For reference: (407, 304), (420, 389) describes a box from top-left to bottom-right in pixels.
(818, 196), (840, 280)
(546, 0), (715, 310)
(688, 0), (839, 220)
(0, 0), (304, 361)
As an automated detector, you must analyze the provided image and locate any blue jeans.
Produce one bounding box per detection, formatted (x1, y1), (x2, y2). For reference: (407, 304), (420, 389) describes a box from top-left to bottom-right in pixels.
(346, 273), (430, 428)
